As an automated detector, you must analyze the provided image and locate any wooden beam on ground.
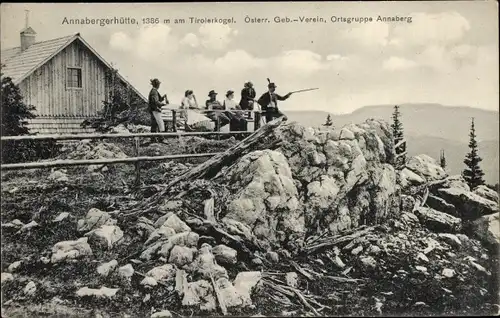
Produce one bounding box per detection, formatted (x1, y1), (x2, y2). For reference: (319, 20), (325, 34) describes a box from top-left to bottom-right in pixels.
(0, 153), (221, 171)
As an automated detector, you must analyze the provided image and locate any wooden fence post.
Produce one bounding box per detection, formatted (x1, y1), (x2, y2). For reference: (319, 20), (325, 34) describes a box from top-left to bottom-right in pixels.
(254, 111), (262, 131)
(172, 110), (177, 132)
(134, 136), (140, 188)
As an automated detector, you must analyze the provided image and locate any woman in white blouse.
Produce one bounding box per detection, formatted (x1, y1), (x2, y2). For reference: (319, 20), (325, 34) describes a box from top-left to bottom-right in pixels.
(224, 90), (247, 131)
(180, 90), (214, 131)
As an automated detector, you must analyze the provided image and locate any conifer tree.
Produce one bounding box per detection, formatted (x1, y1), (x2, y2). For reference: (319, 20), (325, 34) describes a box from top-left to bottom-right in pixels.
(391, 105), (405, 167)
(440, 149), (446, 169)
(324, 114), (333, 127)
(462, 117), (485, 189)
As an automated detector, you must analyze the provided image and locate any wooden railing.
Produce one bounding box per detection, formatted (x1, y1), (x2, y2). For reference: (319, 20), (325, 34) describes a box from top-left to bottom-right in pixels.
(161, 108), (264, 132)
(0, 130), (254, 187)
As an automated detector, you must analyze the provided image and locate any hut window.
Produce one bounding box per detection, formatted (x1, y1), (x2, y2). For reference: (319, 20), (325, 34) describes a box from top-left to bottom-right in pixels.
(67, 68), (82, 88)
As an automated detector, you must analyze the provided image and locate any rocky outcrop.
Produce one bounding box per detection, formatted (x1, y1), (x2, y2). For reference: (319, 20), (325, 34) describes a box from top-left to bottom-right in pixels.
(468, 213), (500, 249)
(414, 207), (462, 233)
(437, 188), (498, 219)
(473, 185), (499, 203)
(405, 155), (447, 182)
(219, 120), (399, 249)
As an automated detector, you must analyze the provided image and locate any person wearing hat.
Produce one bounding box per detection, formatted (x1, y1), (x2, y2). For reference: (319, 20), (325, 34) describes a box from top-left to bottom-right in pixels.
(239, 81), (256, 118)
(257, 80), (292, 123)
(205, 90), (230, 131)
(180, 90), (214, 131)
(148, 78), (169, 142)
(224, 90), (247, 132)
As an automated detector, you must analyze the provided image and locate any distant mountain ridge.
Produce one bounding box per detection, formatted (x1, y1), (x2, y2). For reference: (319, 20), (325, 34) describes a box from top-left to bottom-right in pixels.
(286, 103), (499, 184)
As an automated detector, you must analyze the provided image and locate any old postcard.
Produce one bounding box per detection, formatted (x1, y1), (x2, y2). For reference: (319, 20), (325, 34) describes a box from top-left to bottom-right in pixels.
(1, 2), (498, 317)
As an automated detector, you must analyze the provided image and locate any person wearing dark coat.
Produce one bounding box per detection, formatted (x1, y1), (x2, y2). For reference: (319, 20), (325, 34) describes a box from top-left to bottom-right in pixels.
(239, 81), (256, 118)
(205, 90), (231, 131)
(148, 78), (169, 142)
(257, 81), (292, 123)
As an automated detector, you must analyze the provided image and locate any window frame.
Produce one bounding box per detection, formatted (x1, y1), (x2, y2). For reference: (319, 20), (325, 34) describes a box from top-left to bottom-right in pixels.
(66, 67), (83, 89)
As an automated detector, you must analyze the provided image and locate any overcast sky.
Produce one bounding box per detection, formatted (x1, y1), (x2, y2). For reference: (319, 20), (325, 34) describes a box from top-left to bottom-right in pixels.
(1, 2), (498, 114)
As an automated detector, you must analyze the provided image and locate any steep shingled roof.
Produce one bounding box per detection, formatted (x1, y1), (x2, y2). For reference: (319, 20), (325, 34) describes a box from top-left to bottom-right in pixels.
(1, 33), (147, 102)
(1, 35), (75, 82)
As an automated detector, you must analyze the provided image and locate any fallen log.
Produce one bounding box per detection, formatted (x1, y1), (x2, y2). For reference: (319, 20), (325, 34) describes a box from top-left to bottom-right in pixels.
(122, 116), (286, 217)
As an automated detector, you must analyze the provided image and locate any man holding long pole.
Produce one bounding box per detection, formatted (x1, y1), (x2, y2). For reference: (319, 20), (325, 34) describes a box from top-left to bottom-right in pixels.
(257, 78), (292, 123)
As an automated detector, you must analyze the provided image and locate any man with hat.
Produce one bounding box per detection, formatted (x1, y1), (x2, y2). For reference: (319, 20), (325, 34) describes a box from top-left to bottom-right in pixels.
(257, 79), (292, 123)
(148, 78), (169, 143)
(205, 90), (230, 131)
(239, 81), (256, 118)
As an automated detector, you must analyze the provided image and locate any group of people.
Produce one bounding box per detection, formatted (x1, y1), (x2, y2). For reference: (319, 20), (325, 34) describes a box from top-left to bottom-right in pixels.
(148, 78), (294, 140)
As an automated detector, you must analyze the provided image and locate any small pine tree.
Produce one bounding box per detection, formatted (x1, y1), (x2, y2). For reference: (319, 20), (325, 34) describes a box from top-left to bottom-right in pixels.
(324, 114), (333, 127)
(1, 74), (36, 136)
(391, 105), (405, 167)
(440, 149), (447, 169)
(1, 66), (60, 163)
(462, 117), (485, 189)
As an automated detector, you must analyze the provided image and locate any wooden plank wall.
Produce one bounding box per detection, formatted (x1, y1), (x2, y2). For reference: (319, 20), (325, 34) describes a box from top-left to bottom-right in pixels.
(17, 39), (111, 133)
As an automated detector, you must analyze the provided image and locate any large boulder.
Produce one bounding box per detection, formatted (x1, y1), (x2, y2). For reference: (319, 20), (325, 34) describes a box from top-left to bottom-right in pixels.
(429, 175), (470, 193)
(219, 120), (399, 249)
(405, 155), (447, 182)
(427, 194), (457, 216)
(414, 207), (462, 233)
(437, 188), (498, 219)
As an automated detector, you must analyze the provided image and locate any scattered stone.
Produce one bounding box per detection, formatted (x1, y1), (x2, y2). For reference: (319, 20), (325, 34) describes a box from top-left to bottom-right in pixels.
(151, 310), (172, 318)
(189, 245), (228, 280)
(53, 212), (71, 222)
(18, 220), (39, 233)
(40, 257), (50, 264)
(86, 225), (124, 250)
(76, 286), (119, 298)
(413, 301), (429, 307)
(442, 268), (456, 278)
(332, 255), (346, 268)
(414, 207), (462, 233)
(77, 208), (115, 233)
(468, 260), (491, 275)
(212, 245), (238, 265)
(51, 237), (93, 263)
(415, 266), (428, 273)
(143, 293), (151, 303)
(1, 272), (14, 284)
(265, 251), (280, 263)
(351, 245), (364, 255)
(360, 256), (377, 268)
(182, 279), (217, 311)
(233, 271), (262, 306)
(159, 213), (191, 233)
(416, 252), (429, 263)
(7, 261), (22, 273)
(438, 233), (462, 249)
(140, 276), (158, 287)
(97, 260), (118, 277)
(168, 245), (195, 267)
(146, 264), (177, 282)
(118, 264), (135, 281)
(368, 245), (381, 255)
(252, 258), (263, 266)
(285, 272), (299, 288)
(157, 232), (200, 259)
(136, 217), (156, 237)
(24, 281), (37, 296)
(48, 170), (69, 182)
